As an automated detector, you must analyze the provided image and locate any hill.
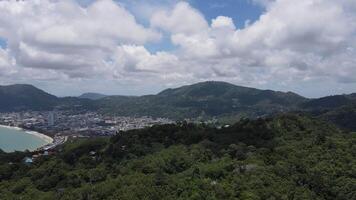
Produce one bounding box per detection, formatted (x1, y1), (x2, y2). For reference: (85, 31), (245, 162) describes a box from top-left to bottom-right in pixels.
(300, 94), (356, 131)
(0, 114), (354, 199)
(78, 93), (108, 100)
(301, 94), (356, 110)
(0, 84), (59, 111)
(96, 81), (307, 119)
(317, 104), (356, 131)
(0, 84), (96, 112)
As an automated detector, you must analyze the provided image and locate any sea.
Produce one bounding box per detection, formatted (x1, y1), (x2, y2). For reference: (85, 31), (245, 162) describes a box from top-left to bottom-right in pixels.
(0, 126), (49, 152)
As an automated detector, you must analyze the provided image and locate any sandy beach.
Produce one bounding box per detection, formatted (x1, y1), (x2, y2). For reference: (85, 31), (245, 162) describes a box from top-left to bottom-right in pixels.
(0, 124), (53, 144)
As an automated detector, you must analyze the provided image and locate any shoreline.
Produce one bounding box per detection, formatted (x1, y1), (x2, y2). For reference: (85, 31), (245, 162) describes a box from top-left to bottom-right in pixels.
(0, 124), (54, 144)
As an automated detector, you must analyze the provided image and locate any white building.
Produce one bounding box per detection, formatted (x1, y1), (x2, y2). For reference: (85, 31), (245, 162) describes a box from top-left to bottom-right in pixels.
(48, 111), (55, 126)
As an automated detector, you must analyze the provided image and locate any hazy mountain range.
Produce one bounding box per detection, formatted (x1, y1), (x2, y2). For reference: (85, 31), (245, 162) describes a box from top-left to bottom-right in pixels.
(0, 81), (355, 130)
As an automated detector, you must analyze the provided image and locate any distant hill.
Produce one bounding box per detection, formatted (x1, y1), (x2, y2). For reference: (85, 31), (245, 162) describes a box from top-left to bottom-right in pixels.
(317, 104), (356, 131)
(0, 84), (95, 112)
(301, 94), (356, 110)
(96, 81), (308, 119)
(301, 94), (356, 131)
(78, 93), (108, 100)
(0, 84), (59, 111)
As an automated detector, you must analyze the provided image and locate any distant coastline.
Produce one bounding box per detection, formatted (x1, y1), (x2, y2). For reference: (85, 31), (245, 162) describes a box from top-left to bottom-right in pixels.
(0, 124), (53, 145)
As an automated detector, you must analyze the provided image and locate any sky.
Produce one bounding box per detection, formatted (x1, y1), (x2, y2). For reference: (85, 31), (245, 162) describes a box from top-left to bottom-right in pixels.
(0, 0), (355, 98)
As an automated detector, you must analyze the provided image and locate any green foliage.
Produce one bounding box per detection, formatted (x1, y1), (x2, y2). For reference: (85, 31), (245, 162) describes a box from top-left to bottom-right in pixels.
(318, 104), (356, 131)
(0, 114), (355, 199)
(0, 84), (58, 111)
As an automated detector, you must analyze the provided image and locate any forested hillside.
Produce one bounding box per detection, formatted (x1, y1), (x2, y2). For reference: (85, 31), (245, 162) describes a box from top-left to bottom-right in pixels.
(0, 114), (355, 200)
(0, 84), (95, 112)
(0, 84), (58, 111)
(96, 81), (307, 119)
(303, 94), (356, 131)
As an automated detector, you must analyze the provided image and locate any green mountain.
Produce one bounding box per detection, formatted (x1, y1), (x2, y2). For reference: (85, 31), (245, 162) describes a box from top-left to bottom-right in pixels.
(301, 94), (356, 131)
(1, 114), (355, 199)
(301, 94), (356, 110)
(78, 93), (108, 100)
(317, 104), (356, 131)
(96, 81), (307, 119)
(0, 84), (58, 111)
(0, 84), (95, 112)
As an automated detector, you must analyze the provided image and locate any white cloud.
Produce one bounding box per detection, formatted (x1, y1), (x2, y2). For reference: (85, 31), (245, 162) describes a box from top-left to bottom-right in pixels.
(0, 0), (355, 97)
(149, 0), (356, 92)
(211, 16), (236, 30)
(0, 48), (13, 75)
(112, 45), (179, 73)
(0, 0), (160, 79)
(150, 2), (209, 34)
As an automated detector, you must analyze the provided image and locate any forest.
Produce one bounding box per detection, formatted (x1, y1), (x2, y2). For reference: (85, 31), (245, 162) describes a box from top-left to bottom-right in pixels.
(0, 114), (355, 200)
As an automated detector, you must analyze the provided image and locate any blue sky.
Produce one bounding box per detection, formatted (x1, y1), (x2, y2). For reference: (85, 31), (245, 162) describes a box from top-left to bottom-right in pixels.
(0, 38), (6, 48)
(77, 0), (265, 53)
(188, 0), (264, 28)
(77, 0), (264, 26)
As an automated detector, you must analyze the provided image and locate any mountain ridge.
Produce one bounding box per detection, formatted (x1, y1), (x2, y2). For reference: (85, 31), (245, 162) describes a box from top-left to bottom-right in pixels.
(96, 81), (308, 119)
(0, 82), (355, 128)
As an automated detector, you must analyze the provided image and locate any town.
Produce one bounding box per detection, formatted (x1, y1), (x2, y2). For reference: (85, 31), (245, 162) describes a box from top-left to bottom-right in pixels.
(0, 111), (173, 163)
(0, 110), (173, 140)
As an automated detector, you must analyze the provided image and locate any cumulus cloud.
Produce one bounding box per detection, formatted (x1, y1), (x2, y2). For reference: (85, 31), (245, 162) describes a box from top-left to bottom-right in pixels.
(0, 0), (355, 97)
(0, 48), (13, 75)
(0, 0), (160, 79)
(211, 16), (236, 30)
(150, 2), (209, 34)
(149, 0), (356, 91)
(113, 45), (179, 73)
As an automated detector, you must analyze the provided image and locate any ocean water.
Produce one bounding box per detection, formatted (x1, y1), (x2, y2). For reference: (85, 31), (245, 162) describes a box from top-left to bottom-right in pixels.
(0, 126), (48, 152)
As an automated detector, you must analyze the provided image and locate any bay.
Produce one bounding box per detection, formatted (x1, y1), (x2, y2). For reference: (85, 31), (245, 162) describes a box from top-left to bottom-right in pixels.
(0, 126), (50, 152)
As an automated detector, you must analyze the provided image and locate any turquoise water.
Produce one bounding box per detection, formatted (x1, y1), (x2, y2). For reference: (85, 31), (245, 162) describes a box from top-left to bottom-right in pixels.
(0, 126), (48, 152)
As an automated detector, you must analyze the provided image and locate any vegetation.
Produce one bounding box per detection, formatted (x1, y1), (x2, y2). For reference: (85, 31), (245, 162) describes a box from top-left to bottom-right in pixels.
(0, 84), (58, 111)
(303, 94), (356, 131)
(78, 93), (108, 100)
(0, 81), (306, 118)
(316, 104), (356, 131)
(0, 84), (95, 112)
(0, 114), (355, 200)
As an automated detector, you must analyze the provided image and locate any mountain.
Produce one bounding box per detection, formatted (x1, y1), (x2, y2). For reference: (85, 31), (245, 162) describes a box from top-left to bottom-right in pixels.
(317, 103), (356, 131)
(96, 81), (308, 119)
(1, 82), (354, 129)
(78, 93), (108, 100)
(0, 84), (59, 111)
(0, 84), (95, 112)
(301, 94), (356, 131)
(301, 94), (356, 110)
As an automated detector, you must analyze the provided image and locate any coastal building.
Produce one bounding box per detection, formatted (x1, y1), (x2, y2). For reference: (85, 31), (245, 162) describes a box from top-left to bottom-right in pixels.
(48, 111), (55, 126)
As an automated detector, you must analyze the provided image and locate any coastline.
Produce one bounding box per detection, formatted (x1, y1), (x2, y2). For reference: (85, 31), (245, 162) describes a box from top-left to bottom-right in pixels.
(0, 124), (54, 144)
